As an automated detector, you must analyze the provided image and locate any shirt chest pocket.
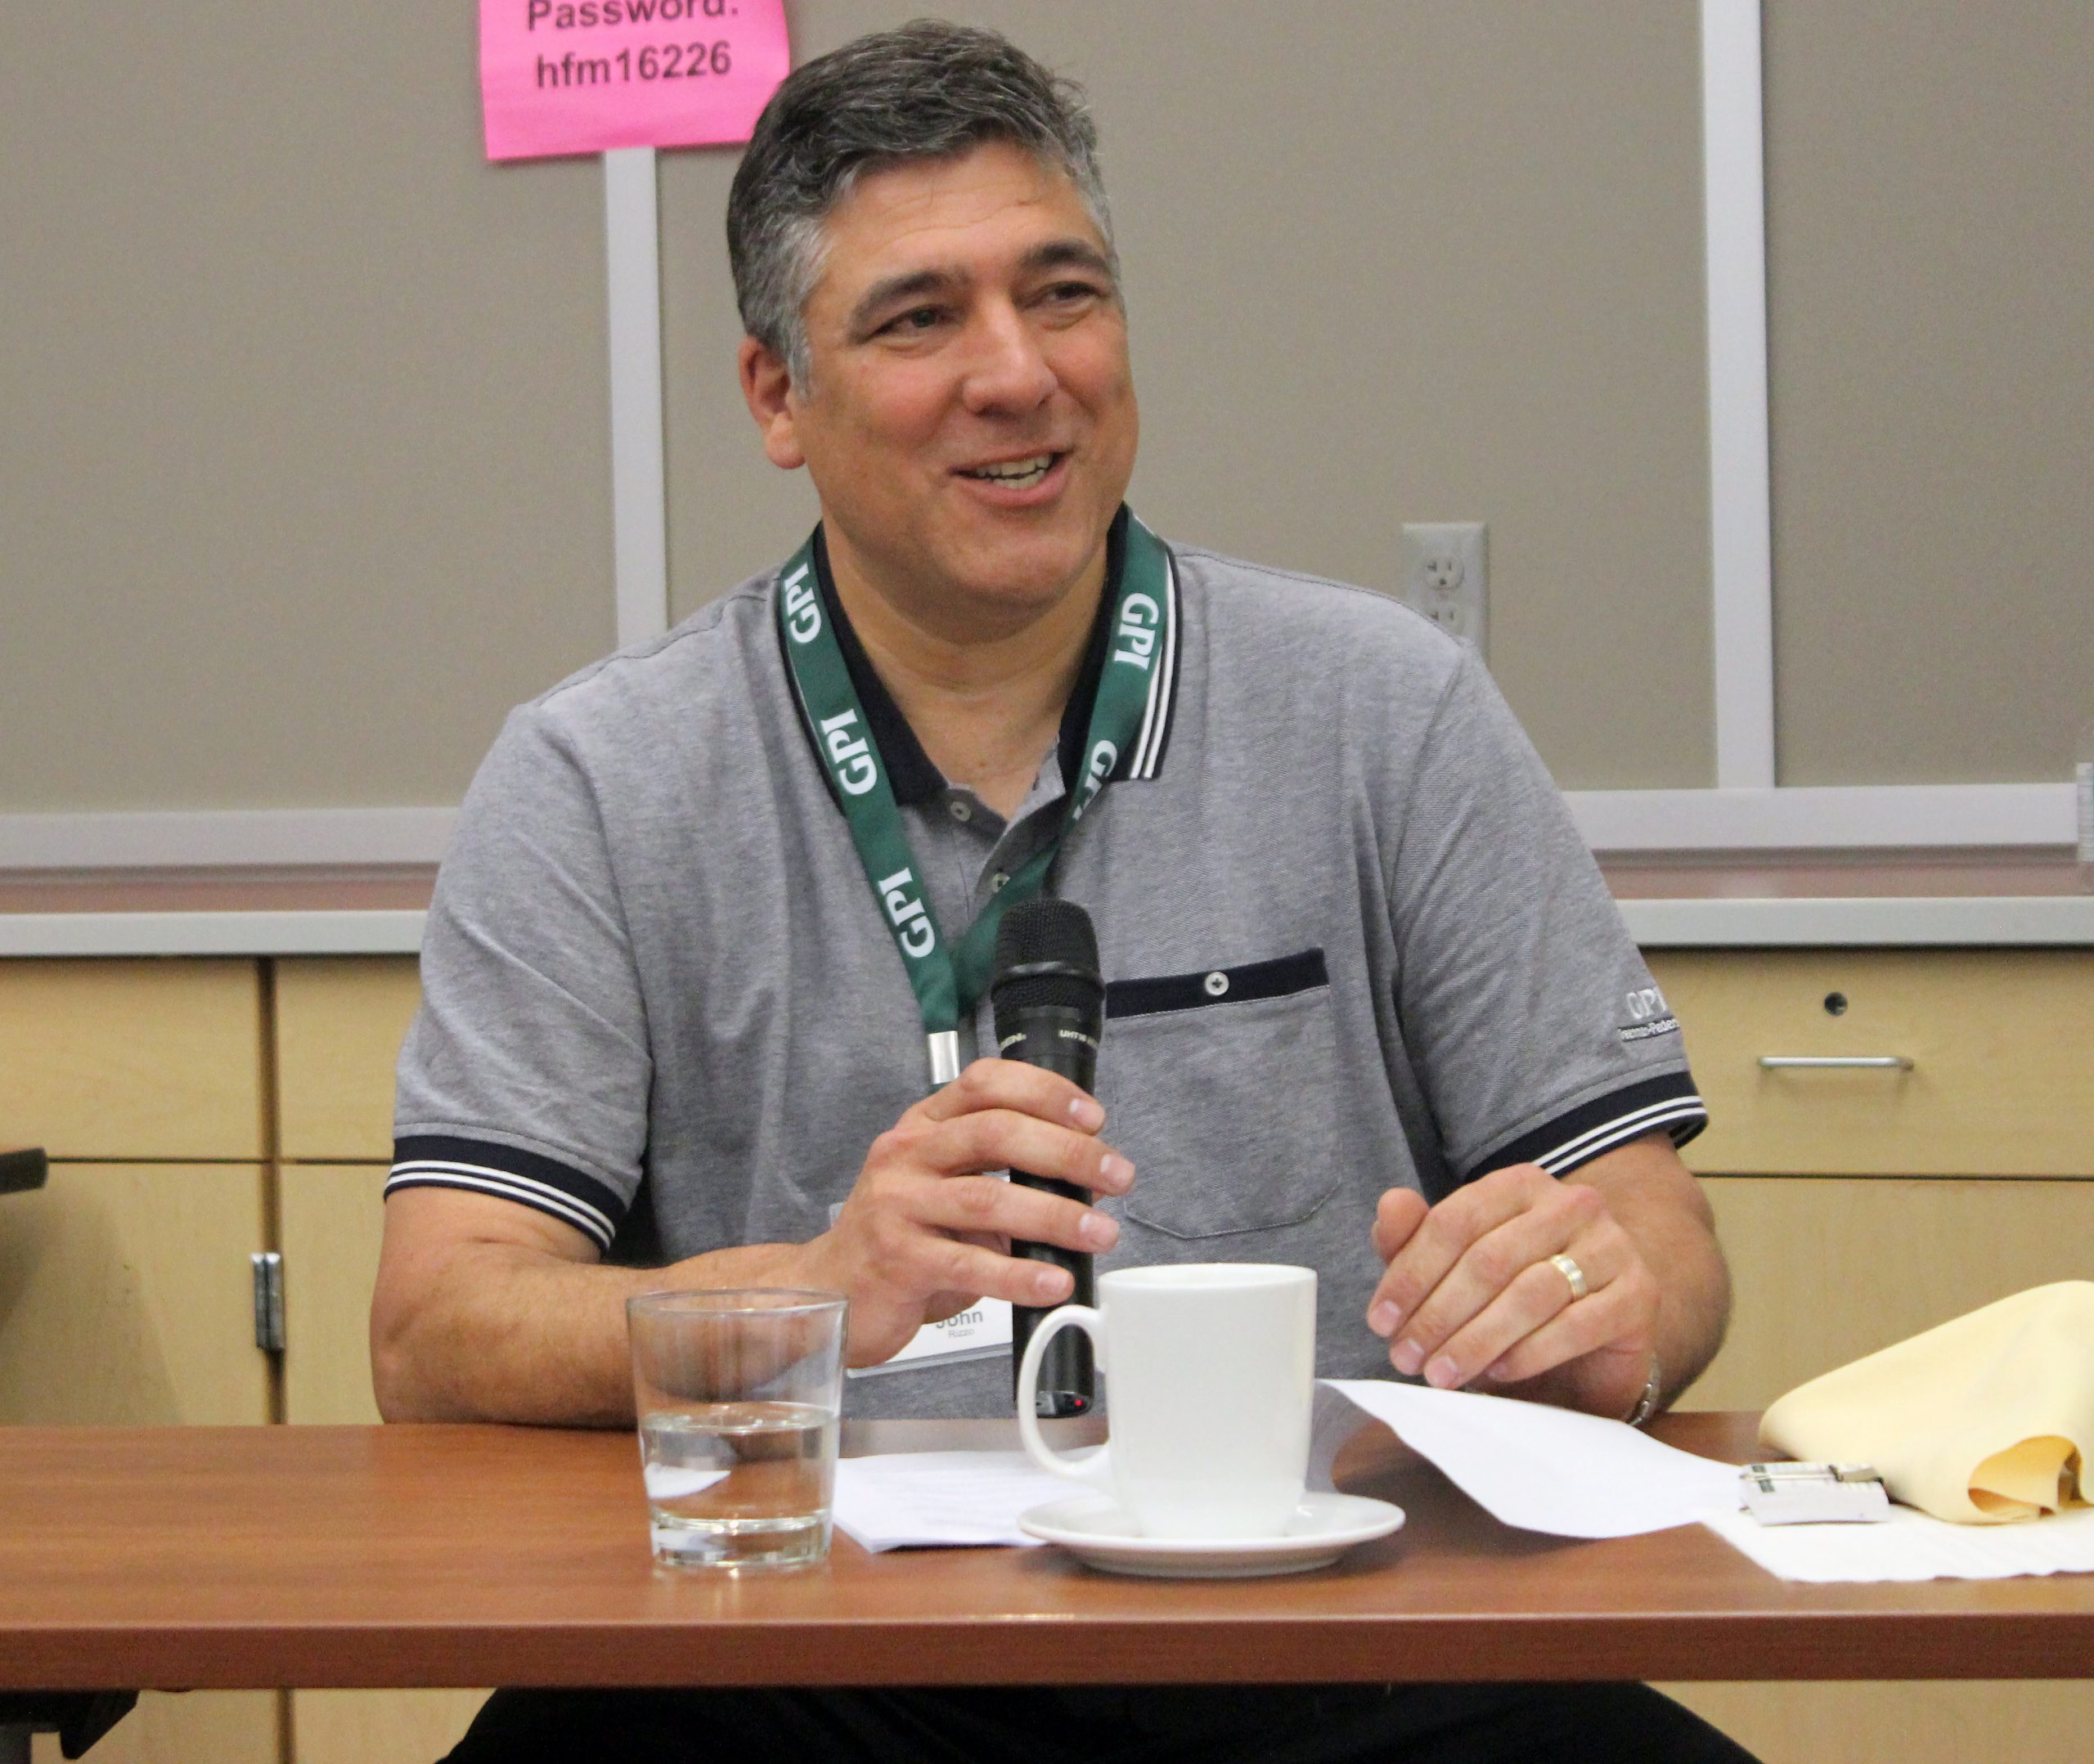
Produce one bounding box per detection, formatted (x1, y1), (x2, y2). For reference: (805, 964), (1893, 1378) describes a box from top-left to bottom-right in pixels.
(1095, 949), (1340, 1240)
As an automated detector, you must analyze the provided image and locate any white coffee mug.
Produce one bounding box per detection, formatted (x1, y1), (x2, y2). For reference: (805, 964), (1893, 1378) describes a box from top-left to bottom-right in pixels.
(1016, 1264), (1317, 1539)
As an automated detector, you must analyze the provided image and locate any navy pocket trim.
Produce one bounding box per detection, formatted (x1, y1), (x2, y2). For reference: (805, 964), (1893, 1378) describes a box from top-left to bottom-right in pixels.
(1106, 948), (1329, 1020)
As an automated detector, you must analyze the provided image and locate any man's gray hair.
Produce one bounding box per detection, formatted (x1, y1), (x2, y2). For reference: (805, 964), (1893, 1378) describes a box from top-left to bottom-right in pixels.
(727, 20), (1115, 388)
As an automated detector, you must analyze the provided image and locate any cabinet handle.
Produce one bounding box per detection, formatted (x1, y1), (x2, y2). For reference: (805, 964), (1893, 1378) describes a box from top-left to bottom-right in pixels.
(251, 1251), (285, 1353)
(1756, 1055), (1913, 1071)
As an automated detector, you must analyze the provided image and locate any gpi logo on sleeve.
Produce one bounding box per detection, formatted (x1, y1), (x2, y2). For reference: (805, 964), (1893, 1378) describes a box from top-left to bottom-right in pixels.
(1620, 985), (1680, 1043)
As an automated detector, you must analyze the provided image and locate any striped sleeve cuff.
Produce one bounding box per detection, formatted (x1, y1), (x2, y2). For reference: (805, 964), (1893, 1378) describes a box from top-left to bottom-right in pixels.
(1463, 1073), (1708, 1184)
(386, 1134), (626, 1252)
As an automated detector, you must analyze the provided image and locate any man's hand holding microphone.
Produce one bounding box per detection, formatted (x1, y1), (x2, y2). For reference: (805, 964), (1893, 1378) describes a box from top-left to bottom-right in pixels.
(804, 900), (1123, 1394)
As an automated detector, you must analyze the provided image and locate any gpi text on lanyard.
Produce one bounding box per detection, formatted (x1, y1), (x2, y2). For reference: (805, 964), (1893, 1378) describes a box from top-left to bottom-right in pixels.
(774, 509), (1178, 1087)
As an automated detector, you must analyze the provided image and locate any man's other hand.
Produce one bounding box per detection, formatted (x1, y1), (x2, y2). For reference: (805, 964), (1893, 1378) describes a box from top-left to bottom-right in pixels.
(1363, 1156), (1665, 1421)
(808, 1058), (1131, 1367)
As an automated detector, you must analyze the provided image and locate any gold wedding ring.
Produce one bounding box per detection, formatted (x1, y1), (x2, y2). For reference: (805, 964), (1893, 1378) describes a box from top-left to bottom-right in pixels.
(1548, 1251), (1589, 1302)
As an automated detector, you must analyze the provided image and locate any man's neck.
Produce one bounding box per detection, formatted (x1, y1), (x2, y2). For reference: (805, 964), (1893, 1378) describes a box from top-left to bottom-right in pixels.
(824, 536), (1108, 819)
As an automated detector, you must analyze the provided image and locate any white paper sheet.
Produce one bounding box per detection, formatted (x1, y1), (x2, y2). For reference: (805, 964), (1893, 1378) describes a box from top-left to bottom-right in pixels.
(1699, 1501), (2094, 1582)
(828, 1384), (2094, 1580)
(1321, 1380), (1741, 1538)
(831, 1450), (1068, 1551)
(830, 1382), (1735, 1551)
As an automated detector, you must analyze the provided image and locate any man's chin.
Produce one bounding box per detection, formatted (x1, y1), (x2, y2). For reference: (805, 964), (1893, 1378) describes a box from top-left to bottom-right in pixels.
(937, 514), (1114, 607)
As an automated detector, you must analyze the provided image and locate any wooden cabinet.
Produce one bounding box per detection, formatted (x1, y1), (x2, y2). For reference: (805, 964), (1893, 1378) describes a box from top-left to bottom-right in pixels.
(1689, 1175), (2094, 1412)
(0, 959), (263, 1159)
(1646, 949), (2094, 1763)
(1648, 949), (2094, 1176)
(0, 1164), (272, 1426)
(285, 1691), (487, 1764)
(273, 958), (421, 1162)
(7, 1169), (271, 1764)
(271, 969), (484, 1764)
(4, 941), (2089, 1764)
(2, 961), (279, 1762)
(29, 1694), (281, 1764)
(279, 1165), (389, 1426)
(1660, 1681), (2094, 1764)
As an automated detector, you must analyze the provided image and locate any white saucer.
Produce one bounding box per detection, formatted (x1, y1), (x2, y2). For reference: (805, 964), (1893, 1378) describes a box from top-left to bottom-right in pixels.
(1017, 1491), (1404, 1578)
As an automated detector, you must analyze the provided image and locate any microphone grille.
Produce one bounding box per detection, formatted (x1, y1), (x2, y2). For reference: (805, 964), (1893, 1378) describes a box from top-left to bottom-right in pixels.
(991, 898), (1103, 1025)
(994, 896), (1099, 975)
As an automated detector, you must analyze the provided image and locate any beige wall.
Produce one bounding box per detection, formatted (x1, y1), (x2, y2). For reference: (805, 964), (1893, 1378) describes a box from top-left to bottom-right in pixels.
(663, 0), (1717, 790)
(3, 3), (2088, 812)
(1764, 2), (2094, 786)
(1, 6), (613, 811)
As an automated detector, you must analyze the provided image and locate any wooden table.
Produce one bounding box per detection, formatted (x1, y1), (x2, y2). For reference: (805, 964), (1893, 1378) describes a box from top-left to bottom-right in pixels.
(2, 1414), (2089, 1692)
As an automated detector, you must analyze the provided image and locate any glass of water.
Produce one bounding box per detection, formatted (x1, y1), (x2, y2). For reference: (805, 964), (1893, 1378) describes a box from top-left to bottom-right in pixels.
(627, 1288), (847, 1573)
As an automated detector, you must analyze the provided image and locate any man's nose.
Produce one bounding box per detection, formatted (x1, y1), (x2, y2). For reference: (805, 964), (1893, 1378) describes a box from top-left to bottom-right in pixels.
(958, 302), (1058, 415)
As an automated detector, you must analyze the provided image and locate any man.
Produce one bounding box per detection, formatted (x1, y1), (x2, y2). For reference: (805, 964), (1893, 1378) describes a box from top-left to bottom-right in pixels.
(375, 22), (1749, 1762)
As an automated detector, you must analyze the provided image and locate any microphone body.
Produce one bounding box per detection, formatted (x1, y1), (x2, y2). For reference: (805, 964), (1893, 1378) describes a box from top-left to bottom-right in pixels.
(990, 902), (1105, 1418)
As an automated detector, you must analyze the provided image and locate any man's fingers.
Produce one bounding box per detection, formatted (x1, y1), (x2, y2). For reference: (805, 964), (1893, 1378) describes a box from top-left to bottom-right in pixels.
(905, 1232), (1076, 1309)
(912, 1174), (1120, 1257)
(924, 1109), (1134, 1196)
(1369, 1164), (1562, 1336)
(917, 1057), (1105, 1133)
(1413, 1257), (1611, 1389)
(1383, 1186), (1609, 1372)
(1477, 1277), (1654, 1389)
(1370, 1187), (1428, 1263)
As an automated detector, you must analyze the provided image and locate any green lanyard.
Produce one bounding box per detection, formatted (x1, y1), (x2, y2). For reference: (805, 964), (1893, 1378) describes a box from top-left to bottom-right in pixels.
(775, 510), (1177, 1088)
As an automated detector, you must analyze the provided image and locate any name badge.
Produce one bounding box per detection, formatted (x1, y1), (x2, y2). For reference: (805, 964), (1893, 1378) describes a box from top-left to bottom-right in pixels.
(846, 1299), (1013, 1379)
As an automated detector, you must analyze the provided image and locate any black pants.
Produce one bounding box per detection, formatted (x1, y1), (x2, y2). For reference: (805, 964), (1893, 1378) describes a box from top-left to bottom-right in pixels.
(441, 1684), (1759, 1763)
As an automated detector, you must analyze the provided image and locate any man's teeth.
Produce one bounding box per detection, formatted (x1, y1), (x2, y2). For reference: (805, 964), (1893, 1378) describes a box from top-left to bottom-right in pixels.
(963, 455), (1055, 485)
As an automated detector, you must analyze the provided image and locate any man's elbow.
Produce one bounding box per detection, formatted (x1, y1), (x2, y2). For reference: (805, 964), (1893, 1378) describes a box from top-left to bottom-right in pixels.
(368, 1259), (479, 1421)
(369, 1286), (439, 1421)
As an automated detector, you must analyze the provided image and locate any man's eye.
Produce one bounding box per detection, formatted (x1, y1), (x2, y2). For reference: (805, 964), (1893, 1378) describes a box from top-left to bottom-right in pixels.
(1045, 281), (1102, 304)
(882, 307), (946, 335)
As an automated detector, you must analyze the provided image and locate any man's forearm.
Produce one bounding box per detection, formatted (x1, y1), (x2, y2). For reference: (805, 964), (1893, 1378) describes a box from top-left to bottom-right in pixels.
(371, 1238), (814, 1425)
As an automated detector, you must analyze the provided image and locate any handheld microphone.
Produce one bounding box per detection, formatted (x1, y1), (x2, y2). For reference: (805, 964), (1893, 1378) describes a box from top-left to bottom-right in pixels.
(990, 896), (1104, 1418)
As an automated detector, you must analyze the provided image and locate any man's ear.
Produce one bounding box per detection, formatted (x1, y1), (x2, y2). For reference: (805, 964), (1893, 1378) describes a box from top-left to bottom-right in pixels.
(738, 336), (806, 470)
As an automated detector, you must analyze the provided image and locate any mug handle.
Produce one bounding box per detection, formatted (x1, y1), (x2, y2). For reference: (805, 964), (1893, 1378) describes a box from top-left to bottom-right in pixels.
(1016, 1304), (1113, 1494)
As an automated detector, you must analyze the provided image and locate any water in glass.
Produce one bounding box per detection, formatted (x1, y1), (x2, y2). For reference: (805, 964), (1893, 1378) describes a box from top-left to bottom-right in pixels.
(640, 1399), (837, 1570)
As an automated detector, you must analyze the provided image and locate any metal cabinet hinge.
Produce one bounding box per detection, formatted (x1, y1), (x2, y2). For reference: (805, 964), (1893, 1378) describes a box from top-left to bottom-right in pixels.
(251, 1252), (285, 1354)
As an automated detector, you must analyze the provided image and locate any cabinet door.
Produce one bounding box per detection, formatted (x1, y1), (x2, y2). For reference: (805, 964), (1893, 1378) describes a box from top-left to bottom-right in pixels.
(2, 1164), (281, 1764)
(277, 1163), (488, 1763)
(1659, 1681), (2094, 1764)
(29, 1692), (281, 1764)
(1687, 1175), (2094, 1412)
(279, 1164), (389, 1425)
(288, 1690), (487, 1764)
(0, 958), (263, 1159)
(1665, 1176), (2094, 1763)
(0, 1163), (271, 1425)
(274, 957), (422, 1161)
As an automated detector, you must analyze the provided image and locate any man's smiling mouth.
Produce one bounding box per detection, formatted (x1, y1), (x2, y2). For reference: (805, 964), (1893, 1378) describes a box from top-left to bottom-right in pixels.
(957, 452), (1060, 487)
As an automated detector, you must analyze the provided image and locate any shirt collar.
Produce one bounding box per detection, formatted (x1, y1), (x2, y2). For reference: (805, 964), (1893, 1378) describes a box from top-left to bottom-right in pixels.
(807, 509), (1130, 810)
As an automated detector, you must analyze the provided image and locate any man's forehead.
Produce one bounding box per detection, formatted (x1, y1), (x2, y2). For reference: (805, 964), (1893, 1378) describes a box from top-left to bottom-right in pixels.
(813, 143), (1103, 296)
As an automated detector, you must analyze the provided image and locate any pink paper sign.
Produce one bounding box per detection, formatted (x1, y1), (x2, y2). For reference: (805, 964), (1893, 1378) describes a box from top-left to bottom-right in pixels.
(479, 0), (790, 161)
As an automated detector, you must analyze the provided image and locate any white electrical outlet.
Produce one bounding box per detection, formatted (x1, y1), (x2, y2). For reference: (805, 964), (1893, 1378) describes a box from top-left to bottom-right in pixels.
(1400, 522), (1488, 654)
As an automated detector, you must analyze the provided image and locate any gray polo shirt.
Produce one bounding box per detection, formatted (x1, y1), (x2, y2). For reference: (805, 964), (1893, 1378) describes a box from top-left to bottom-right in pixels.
(391, 513), (1704, 1417)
